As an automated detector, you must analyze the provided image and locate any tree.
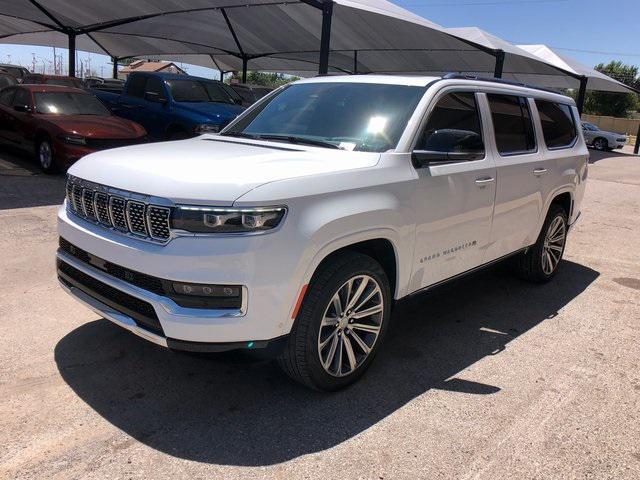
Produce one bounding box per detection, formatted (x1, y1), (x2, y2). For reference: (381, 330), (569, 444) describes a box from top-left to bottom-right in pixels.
(228, 71), (298, 87)
(583, 61), (639, 118)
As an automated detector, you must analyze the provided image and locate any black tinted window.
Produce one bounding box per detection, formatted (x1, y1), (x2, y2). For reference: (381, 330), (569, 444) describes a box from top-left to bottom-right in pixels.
(12, 88), (31, 107)
(0, 74), (17, 89)
(536, 100), (576, 149)
(417, 92), (484, 154)
(145, 76), (167, 99)
(126, 75), (146, 98)
(488, 94), (536, 155)
(0, 88), (15, 106)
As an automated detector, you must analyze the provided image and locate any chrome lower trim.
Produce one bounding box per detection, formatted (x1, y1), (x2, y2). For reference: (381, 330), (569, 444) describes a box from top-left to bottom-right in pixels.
(56, 250), (248, 318)
(58, 279), (169, 348)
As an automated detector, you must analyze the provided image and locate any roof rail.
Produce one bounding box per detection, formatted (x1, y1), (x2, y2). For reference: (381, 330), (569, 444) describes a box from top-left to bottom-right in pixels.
(442, 73), (565, 95)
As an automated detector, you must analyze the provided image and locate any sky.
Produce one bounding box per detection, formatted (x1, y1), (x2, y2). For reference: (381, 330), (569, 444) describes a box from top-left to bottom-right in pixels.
(1, 0), (638, 79)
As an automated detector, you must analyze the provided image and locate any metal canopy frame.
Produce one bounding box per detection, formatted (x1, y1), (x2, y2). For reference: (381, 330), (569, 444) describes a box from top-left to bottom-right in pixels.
(21, 0), (335, 78)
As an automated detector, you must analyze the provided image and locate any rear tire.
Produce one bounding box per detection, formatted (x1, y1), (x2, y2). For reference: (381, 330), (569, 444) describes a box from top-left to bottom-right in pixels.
(512, 204), (568, 283)
(36, 137), (58, 174)
(278, 252), (392, 391)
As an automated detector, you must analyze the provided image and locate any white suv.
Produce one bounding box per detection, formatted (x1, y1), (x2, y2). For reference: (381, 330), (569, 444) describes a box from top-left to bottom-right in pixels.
(57, 75), (588, 391)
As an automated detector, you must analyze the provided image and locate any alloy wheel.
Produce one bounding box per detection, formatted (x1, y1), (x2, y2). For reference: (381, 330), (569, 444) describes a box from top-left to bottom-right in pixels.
(39, 141), (52, 170)
(542, 215), (566, 275)
(317, 274), (384, 377)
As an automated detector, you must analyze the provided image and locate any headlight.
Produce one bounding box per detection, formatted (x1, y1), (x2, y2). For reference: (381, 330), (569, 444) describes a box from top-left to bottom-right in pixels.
(172, 206), (287, 234)
(194, 123), (221, 134)
(59, 134), (86, 145)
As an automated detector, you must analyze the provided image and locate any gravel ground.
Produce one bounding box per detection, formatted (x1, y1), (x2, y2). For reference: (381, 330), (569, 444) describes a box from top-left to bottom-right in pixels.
(0, 146), (639, 480)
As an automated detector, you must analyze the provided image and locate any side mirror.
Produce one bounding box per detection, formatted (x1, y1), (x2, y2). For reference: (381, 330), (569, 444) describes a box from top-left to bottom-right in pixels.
(13, 104), (32, 113)
(144, 91), (167, 104)
(412, 129), (484, 167)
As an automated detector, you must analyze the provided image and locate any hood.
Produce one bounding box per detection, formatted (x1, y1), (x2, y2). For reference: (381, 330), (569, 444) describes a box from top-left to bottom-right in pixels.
(173, 101), (245, 123)
(41, 114), (146, 138)
(68, 136), (381, 205)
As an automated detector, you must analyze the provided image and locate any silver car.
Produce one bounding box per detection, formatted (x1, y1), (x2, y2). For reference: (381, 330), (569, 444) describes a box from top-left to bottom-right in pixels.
(582, 122), (628, 151)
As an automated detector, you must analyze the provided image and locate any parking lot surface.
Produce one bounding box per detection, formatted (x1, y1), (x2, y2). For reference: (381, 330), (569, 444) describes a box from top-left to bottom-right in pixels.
(1, 146), (639, 480)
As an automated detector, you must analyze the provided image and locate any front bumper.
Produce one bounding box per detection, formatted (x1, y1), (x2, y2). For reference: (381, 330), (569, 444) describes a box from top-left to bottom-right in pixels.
(57, 205), (306, 346)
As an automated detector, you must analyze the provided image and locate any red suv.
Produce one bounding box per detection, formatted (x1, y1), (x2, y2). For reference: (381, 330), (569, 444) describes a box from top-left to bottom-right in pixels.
(0, 85), (147, 173)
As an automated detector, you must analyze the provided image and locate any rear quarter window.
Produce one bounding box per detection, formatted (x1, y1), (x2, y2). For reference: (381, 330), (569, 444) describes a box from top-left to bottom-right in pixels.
(535, 100), (577, 149)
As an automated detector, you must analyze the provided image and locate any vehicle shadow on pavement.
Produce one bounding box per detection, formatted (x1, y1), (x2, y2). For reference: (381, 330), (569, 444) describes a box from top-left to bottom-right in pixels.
(0, 147), (65, 210)
(54, 260), (599, 466)
(588, 148), (636, 164)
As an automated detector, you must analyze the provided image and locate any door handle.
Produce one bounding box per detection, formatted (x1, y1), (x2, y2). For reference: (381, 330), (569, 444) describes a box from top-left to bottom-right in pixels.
(475, 177), (495, 185)
(533, 168), (548, 176)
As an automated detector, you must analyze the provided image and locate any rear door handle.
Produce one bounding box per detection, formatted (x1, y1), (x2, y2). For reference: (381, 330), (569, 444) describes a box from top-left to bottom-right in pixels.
(533, 168), (548, 176)
(475, 177), (495, 185)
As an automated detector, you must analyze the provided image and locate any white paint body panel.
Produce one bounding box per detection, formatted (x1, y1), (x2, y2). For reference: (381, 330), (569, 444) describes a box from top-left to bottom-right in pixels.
(58, 76), (588, 346)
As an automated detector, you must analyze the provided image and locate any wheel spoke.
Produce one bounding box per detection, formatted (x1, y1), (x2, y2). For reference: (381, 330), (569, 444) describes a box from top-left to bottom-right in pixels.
(353, 287), (378, 313)
(351, 304), (383, 319)
(548, 244), (563, 253)
(549, 233), (565, 244)
(322, 334), (339, 369)
(321, 315), (338, 327)
(343, 335), (357, 372)
(545, 250), (555, 271)
(320, 329), (338, 350)
(345, 277), (368, 312)
(336, 336), (344, 375)
(332, 293), (343, 317)
(351, 322), (381, 334)
(349, 329), (371, 354)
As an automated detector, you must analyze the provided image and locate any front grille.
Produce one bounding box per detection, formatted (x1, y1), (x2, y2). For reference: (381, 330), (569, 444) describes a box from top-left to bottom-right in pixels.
(85, 137), (144, 150)
(66, 176), (172, 243)
(57, 258), (164, 336)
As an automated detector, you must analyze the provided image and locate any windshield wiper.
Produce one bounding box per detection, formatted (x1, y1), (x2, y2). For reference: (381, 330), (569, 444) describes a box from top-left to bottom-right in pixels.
(254, 134), (341, 150)
(221, 132), (261, 139)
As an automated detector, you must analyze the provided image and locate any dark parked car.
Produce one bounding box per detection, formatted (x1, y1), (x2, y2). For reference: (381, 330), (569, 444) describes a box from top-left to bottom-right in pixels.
(0, 85), (147, 173)
(229, 83), (274, 107)
(22, 74), (84, 89)
(93, 72), (245, 140)
(0, 64), (30, 83)
(84, 77), (125, 93)
(0, 72), (18, 89)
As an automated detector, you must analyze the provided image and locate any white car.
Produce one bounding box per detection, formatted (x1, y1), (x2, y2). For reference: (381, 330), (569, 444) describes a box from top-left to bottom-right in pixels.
(57, 75), (588, 391)
(582, 122), (628, 151)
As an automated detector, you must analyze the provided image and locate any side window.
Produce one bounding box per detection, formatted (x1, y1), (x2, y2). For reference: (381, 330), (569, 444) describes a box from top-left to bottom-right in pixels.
(22, 75), (37, 84)
(535, 100), (577, 149)
(0, 88), (15, 106)
(145, 77), (167, 100)
(487, 94), (536, 155)
(12, 89), (31, 108)
(416, 92), (484, 154)
(126, 75), (147, 98)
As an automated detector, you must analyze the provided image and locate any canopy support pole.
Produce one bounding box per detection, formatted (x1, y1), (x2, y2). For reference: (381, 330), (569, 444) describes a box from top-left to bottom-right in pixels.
(353, 50), (358, 74)
(68, 32), (76, 77)
(112, 57), (118, 79)
(242, 57), (248, 83)
(493, 50), (505, 79)
(576, 76), (588, 115)
(634, 123), (640, 155)
(318, 1), (334, 75)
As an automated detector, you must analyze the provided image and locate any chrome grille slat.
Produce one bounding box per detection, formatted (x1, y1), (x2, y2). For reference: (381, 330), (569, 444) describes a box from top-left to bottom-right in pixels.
(126, 201), (148, 236)
(66, 177), (172, 243)
(93, 192), (111, 226)
(82, 188), (96, 219)
(109, 196), (128, 231)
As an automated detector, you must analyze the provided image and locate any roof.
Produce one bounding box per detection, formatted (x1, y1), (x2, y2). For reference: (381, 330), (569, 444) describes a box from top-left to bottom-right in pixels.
(297, 75), (439, 86)
(518, 44), (639, 94)
(120, 60), (185, 74)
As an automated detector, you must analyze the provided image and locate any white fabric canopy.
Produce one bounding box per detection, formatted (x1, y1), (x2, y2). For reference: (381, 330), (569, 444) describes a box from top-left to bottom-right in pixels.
(518, 44), (637, 94)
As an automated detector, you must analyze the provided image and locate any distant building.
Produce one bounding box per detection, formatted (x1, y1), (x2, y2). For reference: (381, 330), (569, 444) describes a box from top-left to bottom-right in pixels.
(119, 60), (186, 79)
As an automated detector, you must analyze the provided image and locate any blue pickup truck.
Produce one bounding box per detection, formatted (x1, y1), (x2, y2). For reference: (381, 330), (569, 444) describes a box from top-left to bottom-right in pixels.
(93, 72), (245, 140)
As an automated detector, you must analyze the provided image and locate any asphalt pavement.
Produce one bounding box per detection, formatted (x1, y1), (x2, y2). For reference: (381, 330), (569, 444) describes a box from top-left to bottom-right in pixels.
(0, 146), (639, 479)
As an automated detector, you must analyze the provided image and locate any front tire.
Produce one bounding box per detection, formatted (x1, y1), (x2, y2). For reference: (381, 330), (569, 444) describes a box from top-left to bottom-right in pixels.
(278, 252), (391, 391)
(37, 137), (57, 174)
(593, 137), (608, 151)
(513, 204), (568, 283)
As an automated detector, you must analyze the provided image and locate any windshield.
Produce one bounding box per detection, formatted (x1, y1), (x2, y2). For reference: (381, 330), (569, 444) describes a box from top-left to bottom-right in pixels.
(583, 122), (599, 131)
(34, 92), (110, 115)
(223, 82), (426, 152)
(166, 79), (234, 104)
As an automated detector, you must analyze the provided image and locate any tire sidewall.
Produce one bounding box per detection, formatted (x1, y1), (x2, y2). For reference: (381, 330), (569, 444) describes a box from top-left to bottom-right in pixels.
(301, 256), (392, 391)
